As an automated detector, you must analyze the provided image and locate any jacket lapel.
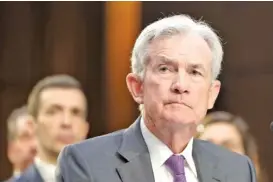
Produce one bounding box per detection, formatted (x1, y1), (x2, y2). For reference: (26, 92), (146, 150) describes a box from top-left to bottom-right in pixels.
(193, 139), (226, 182)
(116, 152), (154, 182)
(116, 117), (155, 182)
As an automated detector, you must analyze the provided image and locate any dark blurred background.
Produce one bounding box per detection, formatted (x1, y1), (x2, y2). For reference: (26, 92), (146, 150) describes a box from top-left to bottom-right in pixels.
(0, 1), (273, 181)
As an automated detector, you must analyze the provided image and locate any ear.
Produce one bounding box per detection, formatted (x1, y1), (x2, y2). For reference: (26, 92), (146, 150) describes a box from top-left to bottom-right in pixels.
(126, 73), (144, 104)
(208, 80), (221, 109)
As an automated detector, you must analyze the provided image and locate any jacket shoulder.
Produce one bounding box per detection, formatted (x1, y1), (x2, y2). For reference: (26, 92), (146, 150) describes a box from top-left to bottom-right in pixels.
(65, 129), (125, 158)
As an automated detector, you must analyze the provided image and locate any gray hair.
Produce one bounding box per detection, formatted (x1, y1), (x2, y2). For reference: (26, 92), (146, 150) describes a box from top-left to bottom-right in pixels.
(130, 14), (224, 112)
(7, 105), (28, 141)
(131, 14), (223, 80)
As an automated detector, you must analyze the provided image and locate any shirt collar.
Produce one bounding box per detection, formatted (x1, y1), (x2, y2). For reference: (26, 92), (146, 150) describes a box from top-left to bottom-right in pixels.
(13, 170), (21, 178)
(34, 157), (56, 181)
(140, 117), (197, 176)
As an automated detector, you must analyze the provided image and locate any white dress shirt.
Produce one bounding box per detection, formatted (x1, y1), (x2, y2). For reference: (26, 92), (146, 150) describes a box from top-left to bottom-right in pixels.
(12, 171), (21, 180)
(35, 157), (57, 182)
(140, 118), (199, 182)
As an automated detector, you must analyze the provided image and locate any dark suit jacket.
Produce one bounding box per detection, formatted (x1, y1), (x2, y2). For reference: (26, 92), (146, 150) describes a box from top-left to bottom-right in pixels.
(14, 165), (44, 182)
(56, 117), (257, 182)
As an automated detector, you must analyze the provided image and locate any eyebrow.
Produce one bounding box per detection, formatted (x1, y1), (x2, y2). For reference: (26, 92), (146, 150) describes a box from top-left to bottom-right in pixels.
(157, 55), (206, 72)
(48, 104), (63, 110)
(48, 103), (85, 113)
(156, 55), (176, 64)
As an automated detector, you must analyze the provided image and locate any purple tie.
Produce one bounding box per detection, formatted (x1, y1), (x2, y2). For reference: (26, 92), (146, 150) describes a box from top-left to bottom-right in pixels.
(165, 155), (187, 182)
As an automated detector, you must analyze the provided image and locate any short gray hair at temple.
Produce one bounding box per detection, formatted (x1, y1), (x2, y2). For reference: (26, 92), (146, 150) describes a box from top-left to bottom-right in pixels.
(130, 14), (224, 112)
(130, 14), (223, 80)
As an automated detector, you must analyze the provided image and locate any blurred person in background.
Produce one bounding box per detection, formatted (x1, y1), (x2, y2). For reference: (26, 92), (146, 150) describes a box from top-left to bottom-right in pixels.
(197, 111), (268, 182)
(16, 74), (89, 182)
(4, 106), (36, 182)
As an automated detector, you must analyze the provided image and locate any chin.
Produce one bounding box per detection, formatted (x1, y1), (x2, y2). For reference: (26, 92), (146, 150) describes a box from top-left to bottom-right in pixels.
(168, 118), (194, 126)
(54, 144), (68, 153)
(163, 114), (196, 127)
(164, 109), (189, 120)
(165, 107), (197, 121)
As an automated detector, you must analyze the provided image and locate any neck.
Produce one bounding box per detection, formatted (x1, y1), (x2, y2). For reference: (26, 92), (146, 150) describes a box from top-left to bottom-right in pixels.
(37, 145), (58, 165)
(12, 168), (22, 176)
(144, 115), (196, 154)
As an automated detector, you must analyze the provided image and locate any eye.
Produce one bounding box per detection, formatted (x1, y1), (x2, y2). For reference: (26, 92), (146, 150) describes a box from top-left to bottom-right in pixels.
(45, 106), (61, 115)
(191, 69), (202, 76)
(158, 65), (174, 73)
(72, 108), (84, 117)
(159, 66), (168, 72)
(46, 108), (57, 115)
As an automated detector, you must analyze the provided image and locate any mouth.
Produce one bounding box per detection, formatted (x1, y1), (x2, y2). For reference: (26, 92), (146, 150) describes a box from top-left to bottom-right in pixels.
(57, 135), (75, 144)
(165, 101), (191, 108)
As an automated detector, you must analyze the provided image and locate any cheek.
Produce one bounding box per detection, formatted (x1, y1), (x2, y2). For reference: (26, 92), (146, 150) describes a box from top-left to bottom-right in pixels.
(192, 85), (210, 107)
(195, 83), (210, 98)
(144, 77), (170, 101)
(37, 120), (55, 139)
(73, 125), (81, 134)
(39, 116), (55, 129)
(13, 144), (21, 153)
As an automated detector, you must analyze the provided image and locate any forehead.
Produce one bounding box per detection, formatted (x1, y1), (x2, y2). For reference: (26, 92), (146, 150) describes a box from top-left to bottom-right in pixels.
(148, 33), (212, 67)
(39, 88), (86, 109)
(16, 115), (34, 132)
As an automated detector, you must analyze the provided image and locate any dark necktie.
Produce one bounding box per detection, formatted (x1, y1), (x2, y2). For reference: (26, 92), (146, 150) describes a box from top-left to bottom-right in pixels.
(165, 154), (187, 182)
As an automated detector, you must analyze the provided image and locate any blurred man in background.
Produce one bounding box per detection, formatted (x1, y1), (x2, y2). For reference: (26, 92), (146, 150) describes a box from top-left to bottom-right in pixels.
(5, 106), (37, 182)
(16, 74), (89, 182)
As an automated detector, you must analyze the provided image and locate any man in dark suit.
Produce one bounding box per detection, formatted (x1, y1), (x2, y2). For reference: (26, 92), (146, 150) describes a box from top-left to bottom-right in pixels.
(15, 75), (89, 182)
(56, 14), (256, 182)
(4, 106), (36, 182)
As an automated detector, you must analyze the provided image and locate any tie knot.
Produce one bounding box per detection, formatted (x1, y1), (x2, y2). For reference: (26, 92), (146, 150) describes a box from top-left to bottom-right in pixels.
(165, 155), (185, 175)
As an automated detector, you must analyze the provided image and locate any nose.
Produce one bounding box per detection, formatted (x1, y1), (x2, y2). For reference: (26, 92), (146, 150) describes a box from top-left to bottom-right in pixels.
(61, 112), (73, 128)
(170, 70), (190, 94)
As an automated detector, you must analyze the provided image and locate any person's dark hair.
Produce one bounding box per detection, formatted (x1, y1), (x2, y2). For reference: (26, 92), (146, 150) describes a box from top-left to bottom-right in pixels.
(197, 111), (267, 182)
(27, 74), (87, 118)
